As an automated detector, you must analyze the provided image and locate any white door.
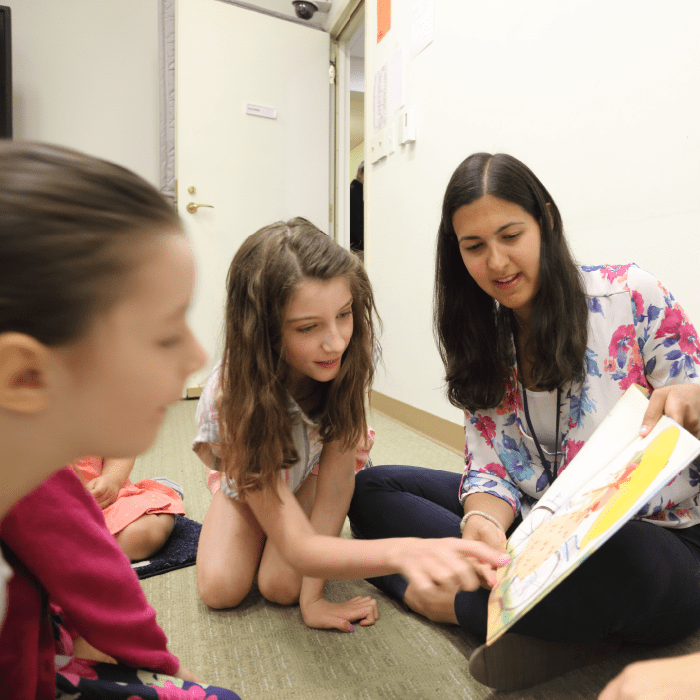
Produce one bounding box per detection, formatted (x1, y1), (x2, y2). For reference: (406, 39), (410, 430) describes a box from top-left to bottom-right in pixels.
(176, 0), (331, 387)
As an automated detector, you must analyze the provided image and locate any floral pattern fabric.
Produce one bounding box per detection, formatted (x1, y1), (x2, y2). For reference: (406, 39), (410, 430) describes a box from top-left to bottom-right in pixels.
(56, 658), (241, 699)
(53, 609), (241, 699)
(460, 264), (700, 527)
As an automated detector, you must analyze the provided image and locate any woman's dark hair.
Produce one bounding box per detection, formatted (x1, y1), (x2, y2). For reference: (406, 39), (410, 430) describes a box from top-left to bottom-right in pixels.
(218, 217), (379, 499)
(434, 152), (588, 411)
(0, 141), (181, 346)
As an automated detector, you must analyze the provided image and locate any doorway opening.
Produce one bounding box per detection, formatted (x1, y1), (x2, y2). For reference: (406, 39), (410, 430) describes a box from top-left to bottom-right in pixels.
(347, 23), (365, 260)
(330, 2), (365, 254)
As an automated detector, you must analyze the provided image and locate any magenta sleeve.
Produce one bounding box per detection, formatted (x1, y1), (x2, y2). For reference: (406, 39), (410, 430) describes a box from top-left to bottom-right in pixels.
(1, 467), (179, 675)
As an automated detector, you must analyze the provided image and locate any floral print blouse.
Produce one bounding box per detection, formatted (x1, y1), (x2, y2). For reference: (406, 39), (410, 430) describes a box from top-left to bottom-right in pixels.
(460, 264), (700, 528)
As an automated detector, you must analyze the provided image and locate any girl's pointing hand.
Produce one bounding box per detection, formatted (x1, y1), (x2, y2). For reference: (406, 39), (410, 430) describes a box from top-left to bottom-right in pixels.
(393, 537), (509, 594)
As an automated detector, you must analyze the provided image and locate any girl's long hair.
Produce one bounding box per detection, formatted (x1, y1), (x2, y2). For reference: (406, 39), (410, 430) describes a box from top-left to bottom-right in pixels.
(434, 153), (588, 411)
(218, 217), (379, 498)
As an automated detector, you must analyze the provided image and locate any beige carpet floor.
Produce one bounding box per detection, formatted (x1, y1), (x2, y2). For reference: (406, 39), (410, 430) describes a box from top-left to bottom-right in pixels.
(132, 400), (700, 699)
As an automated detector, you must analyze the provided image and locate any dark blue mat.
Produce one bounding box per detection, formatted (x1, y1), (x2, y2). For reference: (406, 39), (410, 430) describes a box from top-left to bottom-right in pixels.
(131, 515), (201, 580)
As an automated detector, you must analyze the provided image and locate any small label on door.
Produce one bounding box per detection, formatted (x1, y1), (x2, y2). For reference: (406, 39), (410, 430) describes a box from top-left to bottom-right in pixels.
(246, 103), (277, 119)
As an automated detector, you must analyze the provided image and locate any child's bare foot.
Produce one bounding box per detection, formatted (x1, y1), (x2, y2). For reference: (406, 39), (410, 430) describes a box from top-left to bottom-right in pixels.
(403, 580), (460, 624)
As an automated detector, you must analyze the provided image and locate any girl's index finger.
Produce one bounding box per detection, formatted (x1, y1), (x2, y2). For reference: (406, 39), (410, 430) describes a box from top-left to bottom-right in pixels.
(456, 538), (510, 567)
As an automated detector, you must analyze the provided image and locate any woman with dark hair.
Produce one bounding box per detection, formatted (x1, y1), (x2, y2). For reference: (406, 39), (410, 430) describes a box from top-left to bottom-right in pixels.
(349, 153), (700, 690)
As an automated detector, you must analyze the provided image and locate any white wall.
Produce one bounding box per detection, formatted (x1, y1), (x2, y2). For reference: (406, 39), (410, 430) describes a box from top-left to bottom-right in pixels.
(12, 0), (700, 430)
(11, 0), (160, 185)
(365, 0), (700, 427)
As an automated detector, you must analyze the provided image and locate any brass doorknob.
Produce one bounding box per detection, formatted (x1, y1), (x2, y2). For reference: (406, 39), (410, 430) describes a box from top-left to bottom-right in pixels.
(186, 202), (214, 214)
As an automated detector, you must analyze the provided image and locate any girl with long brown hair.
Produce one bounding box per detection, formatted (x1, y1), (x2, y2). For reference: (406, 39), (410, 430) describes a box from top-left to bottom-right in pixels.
(194, 217), (506, 632)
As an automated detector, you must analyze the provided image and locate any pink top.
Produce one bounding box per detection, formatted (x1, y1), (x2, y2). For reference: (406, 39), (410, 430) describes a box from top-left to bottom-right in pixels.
(0, 467), (179, 698)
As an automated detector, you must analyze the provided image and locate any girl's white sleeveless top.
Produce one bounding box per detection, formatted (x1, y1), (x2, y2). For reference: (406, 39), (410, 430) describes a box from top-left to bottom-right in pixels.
(192, 361), (322, 499)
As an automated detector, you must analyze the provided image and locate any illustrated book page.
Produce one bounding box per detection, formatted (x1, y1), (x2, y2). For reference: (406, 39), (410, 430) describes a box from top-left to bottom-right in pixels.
(486, 385), (700, 644)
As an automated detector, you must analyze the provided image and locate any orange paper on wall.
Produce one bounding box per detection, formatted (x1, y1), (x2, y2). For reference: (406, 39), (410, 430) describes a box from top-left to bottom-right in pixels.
(377, 0), (391, 42)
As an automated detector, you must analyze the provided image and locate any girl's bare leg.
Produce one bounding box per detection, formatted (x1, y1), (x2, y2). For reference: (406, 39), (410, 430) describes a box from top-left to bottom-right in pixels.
(196, 488), (266, 609)
(72, 637), (117, 663)
(257, 474), (317, 605)
(115, 512), (176, 562)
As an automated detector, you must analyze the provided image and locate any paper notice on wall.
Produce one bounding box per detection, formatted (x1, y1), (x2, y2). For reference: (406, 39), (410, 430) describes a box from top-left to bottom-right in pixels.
(410, 0), (434, 58)
(389, 43), (406, 114)
(373, 64), (387, 132)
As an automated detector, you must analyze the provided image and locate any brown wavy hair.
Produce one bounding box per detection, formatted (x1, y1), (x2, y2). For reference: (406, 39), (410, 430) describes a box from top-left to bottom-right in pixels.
(434, 153), (588, 411)
(218, 217), (379, 499)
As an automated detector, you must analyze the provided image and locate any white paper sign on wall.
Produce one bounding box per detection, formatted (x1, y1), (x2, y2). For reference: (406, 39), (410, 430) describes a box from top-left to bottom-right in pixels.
(245, 103), (277, 119)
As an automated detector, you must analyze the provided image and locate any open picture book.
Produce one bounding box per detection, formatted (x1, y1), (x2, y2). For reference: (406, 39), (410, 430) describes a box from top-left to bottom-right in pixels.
(486, 384), (700, 645)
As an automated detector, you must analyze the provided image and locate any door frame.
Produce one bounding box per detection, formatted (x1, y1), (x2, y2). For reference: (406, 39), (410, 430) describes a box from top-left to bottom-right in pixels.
(158, 0), (176, 206)
(328, 0), (365, 251)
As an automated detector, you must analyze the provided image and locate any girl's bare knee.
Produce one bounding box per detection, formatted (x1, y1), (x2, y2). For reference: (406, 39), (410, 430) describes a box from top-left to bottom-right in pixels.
(146, 513), (176, 550)
(117, 514), (176, 561)
(257, 570), (300, 606)
(197, 566), (251, 609)
(158, 512), (177, 536)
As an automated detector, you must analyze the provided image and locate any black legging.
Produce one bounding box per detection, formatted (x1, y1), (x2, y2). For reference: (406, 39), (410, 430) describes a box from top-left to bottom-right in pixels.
(348, 465), (700, 645)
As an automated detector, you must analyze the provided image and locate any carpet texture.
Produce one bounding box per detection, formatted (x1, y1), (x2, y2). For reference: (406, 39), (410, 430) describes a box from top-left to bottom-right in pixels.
(130, 400), (700, 700)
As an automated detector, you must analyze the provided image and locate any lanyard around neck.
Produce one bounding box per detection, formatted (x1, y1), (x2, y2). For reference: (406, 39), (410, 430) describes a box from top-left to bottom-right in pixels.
(513, 329), (563, 485)
(521, 386), (562, 485)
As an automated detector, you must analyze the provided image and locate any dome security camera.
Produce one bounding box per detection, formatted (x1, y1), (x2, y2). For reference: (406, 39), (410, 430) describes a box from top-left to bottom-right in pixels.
(292, 1), (318, 20)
